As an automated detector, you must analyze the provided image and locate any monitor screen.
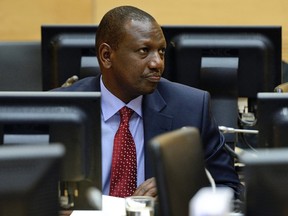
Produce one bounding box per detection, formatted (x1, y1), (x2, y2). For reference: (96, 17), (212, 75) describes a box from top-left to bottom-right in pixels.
(257, 92), (288, 148)
(0, 91), (102, 210)
(240, 148), (288, 216)
(0, 144), (64, 216)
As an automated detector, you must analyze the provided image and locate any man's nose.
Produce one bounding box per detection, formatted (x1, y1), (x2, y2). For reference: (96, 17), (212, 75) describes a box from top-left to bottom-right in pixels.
(148, 52), (164, 70)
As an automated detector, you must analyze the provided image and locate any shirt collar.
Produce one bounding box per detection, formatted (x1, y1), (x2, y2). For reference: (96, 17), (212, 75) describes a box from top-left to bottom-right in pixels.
(100, 77), (143, 121)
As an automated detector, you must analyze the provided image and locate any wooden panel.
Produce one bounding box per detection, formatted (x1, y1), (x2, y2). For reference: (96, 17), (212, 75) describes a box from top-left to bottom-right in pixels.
(0, 0), (287, 61)
(0, 0), (94, 40)
(94, 0), (288, 62)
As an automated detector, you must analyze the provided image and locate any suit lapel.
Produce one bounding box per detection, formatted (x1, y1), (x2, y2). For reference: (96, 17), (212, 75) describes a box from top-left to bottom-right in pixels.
(142, 88), (174, 178)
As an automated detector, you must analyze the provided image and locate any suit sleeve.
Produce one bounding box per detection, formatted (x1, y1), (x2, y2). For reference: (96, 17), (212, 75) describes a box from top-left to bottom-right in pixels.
(200, 91), (244, 200)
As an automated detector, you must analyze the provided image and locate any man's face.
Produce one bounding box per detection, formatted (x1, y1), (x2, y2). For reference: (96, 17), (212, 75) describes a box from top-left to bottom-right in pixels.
(103, 20), (167, 103)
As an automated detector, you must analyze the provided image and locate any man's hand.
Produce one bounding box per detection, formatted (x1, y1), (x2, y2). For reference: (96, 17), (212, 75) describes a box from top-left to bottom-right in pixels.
(133, 177), (157, 197)
(61, 75), (79, 87)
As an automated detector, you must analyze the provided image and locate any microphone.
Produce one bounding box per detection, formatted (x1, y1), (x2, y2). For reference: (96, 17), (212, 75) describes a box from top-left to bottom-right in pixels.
(219, 126), (258, 134)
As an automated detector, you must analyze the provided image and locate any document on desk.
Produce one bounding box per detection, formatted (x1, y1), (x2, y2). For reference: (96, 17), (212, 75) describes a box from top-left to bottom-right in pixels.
(71, 195), (126, 216)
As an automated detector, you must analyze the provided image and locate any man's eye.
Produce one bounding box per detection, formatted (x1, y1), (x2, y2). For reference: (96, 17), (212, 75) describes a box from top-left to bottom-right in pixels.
(139, 48), (149, 53)
(159, 48), (166, 55)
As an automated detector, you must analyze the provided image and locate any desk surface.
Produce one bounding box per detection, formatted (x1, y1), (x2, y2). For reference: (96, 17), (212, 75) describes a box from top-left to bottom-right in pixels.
(70, 195), (244, 216)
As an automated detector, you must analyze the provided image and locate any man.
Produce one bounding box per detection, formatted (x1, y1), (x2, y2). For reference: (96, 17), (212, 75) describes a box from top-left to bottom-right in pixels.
(55, 5), (243, 200)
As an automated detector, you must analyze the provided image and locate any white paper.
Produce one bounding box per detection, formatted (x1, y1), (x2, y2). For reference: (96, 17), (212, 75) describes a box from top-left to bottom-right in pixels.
(71, 195), (126, 216)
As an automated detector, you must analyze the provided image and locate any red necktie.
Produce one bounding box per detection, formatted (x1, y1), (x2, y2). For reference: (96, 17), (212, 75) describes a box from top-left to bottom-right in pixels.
(109, 106), (137, 197)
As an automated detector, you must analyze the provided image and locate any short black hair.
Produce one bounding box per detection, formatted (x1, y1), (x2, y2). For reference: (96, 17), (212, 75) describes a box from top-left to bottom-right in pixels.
(95, 6), (156, 55)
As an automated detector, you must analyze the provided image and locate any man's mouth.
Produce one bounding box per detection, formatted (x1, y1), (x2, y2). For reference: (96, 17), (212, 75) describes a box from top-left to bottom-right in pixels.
(145, 74), (161, 82)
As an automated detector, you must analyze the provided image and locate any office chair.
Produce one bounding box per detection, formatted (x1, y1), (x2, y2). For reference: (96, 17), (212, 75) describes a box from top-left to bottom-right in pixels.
(148, 127), (211, 216)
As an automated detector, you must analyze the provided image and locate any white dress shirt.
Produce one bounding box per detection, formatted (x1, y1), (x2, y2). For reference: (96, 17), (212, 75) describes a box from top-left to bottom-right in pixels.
(100, 77), (145, 195)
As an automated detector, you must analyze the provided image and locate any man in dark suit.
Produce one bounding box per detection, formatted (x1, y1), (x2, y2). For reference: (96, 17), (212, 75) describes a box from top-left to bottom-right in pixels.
(55, 5), (243, 200)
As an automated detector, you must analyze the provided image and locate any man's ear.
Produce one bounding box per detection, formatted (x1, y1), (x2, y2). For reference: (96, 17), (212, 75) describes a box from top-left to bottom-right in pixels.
(98, 43), (112, 68)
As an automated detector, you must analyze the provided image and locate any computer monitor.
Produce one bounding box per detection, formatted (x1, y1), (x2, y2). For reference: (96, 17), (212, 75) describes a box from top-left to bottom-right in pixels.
(0, 41), (42, 91)
(0, 144), (65, 216)
(240, 148), (288, 216)
(168, 33), (280, 97)
(164, 26), (281, 144)
(148, 127), (210, 216)
(0, 91), (102, 210)
(257, 92), (288, 148)
(162, 25), (282, 86)
(41, 25), (99, 90)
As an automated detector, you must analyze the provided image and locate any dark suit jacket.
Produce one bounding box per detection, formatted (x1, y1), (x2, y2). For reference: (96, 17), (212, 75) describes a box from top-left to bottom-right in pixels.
(54, 75), (243, 199)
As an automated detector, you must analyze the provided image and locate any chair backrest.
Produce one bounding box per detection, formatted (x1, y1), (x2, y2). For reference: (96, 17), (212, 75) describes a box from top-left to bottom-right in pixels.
(148, 127), (210, 216)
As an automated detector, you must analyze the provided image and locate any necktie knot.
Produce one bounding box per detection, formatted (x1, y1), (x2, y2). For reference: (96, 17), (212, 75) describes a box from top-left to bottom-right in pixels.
(119, 106), (134, 123)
